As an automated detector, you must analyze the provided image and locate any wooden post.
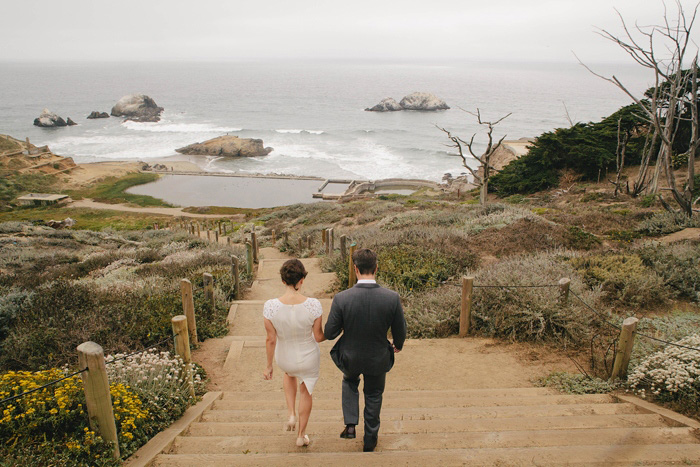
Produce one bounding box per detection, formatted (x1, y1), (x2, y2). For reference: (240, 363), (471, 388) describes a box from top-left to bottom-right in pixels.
(284, 231), (289, 245)
(251, 232), (258, 263)
(348, 243), (357, 287)
(307, 235), (312, 250)
(196, 223), (200, 237)
(340, 235), (347, 261)
(203, 273), (214, 310)
(231, 256), (240, 299)
(215, 230), (219, 243)
(25, 137), (30, 150)
(180, 279), (198, 345)
(322, 229), (328, 245)
(171, 316), (195, 397)
(298, 237), (303, 251)
(227, 236), (231, 245)
(77, 342), (120, 459)
(245, 241), (254, 275)
(218, 221), (222, 235)
(271, 229), (276, 244)
(559, 277), (571, 306)
(328, 228), (334, 255)
(207, 230), (211, 241)
(610, 317), (639, 382)
(459, 276), (474, 337)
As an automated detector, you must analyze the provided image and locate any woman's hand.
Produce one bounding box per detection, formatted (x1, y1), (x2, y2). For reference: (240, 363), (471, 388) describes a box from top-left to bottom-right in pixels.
(263, 365), (273, 380)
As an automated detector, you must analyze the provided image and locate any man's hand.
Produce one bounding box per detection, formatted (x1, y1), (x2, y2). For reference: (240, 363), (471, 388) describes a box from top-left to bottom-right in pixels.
(392, 342), (401, 353)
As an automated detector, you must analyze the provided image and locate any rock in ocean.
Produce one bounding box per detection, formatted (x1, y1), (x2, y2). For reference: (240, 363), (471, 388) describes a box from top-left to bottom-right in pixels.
(365, 92), (449, 111)
(175, 135), (273, 158)
(66, 117), (77, 126)
(87, 111), (110, 119)
(365, 97), (403, 112)
(399, 92), (450, 111)
(110, 94), (164, 122)
(33, 109), (68, 127)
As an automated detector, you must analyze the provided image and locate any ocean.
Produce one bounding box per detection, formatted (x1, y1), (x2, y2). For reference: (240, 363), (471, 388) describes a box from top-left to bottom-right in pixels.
(0, 61), (652, 182)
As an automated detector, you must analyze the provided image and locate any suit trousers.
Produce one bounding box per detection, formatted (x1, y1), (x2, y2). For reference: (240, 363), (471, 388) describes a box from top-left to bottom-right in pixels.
(342, 372), (386, 441)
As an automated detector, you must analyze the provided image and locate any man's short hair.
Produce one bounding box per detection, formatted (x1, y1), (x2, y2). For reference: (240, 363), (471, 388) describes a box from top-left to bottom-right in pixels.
(353, 248), (377, 275)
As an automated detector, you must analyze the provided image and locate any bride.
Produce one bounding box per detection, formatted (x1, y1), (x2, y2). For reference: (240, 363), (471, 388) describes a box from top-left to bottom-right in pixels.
(263, 259), (325, 447)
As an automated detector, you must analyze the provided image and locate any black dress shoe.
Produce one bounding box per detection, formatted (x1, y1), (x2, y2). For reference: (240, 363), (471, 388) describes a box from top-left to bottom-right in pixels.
(340, 425), (356, 439)
(363, 436), (377, 452)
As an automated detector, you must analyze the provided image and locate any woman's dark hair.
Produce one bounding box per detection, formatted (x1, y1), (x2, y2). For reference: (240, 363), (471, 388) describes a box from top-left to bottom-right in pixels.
(352, 248), (377, 275)
(280, 259), (308, 289)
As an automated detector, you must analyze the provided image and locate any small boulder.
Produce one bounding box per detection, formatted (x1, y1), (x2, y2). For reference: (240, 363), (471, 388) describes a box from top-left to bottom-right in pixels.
(175, 135), (273, 158)
(33, 109), (67, 127)
(66, 117), (77, 126)
(111, 94), (164, 122)
(87, 111), (110, 119)
(399, 92), (449, 111)
(365, 97), (402, 112)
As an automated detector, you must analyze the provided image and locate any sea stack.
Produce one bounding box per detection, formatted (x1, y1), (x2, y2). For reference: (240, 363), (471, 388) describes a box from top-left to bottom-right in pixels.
(33, 109), (68, 127)
(87, 111), (110, 119)
(365, 98), (402, 112)
(365, 92), (449, 112)
(111, 94), (164, 122)
(176, 135), (273, 158)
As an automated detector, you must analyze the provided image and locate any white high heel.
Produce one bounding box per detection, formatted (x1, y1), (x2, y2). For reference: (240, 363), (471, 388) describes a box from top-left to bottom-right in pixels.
(284, 415), (297, 432)
(296, 434), (310, 447)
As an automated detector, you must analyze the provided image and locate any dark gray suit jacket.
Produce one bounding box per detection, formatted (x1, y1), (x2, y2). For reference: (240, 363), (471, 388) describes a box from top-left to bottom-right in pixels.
(324, 282), (406, 376)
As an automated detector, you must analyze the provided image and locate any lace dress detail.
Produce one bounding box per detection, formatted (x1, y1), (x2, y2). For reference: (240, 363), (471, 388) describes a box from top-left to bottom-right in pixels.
(263, 298), (322, 393)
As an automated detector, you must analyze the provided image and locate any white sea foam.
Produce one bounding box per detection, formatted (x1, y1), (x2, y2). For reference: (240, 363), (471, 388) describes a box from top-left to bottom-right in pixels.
(122, 121), (242, 133)
(275, 129), (324, 134)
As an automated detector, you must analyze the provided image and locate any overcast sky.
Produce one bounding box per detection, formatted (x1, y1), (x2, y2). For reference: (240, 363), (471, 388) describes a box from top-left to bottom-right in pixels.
(2, 0), (698, 63)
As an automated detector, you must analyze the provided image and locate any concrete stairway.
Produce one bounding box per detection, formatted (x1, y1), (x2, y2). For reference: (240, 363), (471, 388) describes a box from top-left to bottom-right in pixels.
(137, 247), (700, 466)
(153, 387), (700, 466)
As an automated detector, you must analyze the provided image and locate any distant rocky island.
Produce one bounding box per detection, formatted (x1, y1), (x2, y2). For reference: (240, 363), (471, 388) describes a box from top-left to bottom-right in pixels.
(365, 92), (449, 112)
(111, 94), (164, 122)
(176, 135), (273, 158)
(32, 94), (163, 128)
(33, 109), (77, 127)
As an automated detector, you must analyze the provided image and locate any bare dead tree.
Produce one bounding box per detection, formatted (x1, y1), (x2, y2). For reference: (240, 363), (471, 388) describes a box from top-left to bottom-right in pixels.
(610, 117), (630, 196)
(437, 108), (511, 205)
(576, 1), (700, 216)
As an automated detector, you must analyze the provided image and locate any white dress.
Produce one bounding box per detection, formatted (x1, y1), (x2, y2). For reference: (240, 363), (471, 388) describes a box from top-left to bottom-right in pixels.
(263, 298), (323, 394)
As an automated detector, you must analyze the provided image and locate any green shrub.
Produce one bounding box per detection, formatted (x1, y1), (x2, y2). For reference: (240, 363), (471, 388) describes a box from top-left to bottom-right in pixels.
(565, 226), (601, 250)
(637, 210), (700, 235)
(569, 254), (668, 307)
(470, 252), (608, 345)
(638, 243), (700, 302)
(536, 372), (617, 394)
(404, 286), (460, 338)
(377, 246), (459, 292)
(639, 194), (656, 208)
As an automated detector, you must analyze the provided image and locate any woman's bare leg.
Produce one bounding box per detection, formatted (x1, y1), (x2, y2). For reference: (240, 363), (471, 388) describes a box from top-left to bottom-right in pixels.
(283, 374), (298, 418)
(298, 382), (312, 438)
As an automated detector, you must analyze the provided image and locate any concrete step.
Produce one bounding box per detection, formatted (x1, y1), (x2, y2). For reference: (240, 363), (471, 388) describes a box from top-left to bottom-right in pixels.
(170, 426), (698, 454)
(188, 413), (669, 436)
(218, 387), (558, 400)
(209, 394), (616, 411)
(205, 403), (639, 423)
(154, 443), (700, 466)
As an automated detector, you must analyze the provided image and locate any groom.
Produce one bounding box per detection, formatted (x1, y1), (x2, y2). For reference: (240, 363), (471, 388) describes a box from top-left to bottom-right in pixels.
(324, 248), (406, 452)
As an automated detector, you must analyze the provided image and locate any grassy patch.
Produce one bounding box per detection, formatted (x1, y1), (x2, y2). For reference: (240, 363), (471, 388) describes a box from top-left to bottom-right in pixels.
(536, 372), (617, 394)
(182, 205), (269, 218)
(0, 173), (60, 209)
(0, 207), (170, 231)
(67, 173), (171, 207)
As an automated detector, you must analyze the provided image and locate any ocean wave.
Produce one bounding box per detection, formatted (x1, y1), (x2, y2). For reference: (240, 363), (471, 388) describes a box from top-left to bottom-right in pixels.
(121, 121), (242, 133)
(275, 129), (324, 134)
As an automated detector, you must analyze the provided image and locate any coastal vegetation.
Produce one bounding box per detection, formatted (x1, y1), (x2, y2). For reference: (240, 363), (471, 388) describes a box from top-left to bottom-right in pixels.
(0, 225), (247, 464)
(65, 173), (170, 207)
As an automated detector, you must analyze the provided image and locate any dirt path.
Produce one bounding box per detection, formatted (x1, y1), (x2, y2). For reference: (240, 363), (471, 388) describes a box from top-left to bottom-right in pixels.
(69, 199), (245, 219)
(193, 247), (576, 395)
